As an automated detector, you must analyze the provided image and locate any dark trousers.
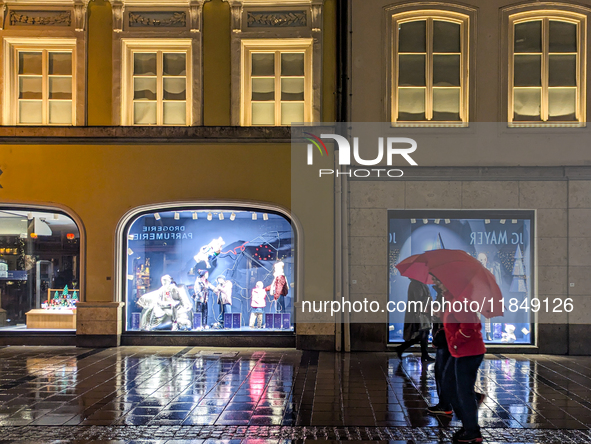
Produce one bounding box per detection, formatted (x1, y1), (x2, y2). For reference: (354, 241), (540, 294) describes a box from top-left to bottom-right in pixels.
(220, 303), (231, 326)
(435, 346), (452, 408)
(442, 354), (484, 434)
(397, 329), (429, 358)
(196, 301), (208, 326)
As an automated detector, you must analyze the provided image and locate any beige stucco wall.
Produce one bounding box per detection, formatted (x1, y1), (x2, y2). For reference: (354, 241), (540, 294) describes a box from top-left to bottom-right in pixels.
(348, 176), (591, 352)
(350, 0), (591, 167)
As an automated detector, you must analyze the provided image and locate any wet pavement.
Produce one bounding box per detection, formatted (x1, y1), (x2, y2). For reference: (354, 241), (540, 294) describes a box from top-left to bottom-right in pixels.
(0, 346), (591, 443)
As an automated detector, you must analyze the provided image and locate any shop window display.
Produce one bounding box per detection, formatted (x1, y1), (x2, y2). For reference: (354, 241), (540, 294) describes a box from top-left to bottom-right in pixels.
(0, 208), (80, 330)
(124, 208), (294, 332)
(388, 210), (533, 345)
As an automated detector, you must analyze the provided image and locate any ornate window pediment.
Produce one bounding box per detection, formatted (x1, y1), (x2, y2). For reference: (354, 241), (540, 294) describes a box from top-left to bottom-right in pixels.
(225, 0), (322, 34)
(107, 0), (205, 33)
(0, 0), (90, 32)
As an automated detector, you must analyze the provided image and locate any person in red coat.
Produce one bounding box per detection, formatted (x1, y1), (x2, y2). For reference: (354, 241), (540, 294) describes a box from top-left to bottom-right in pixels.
(437, 274), (486, 444)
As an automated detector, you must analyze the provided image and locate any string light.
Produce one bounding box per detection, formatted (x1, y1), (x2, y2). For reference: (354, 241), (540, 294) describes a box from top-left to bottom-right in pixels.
(263, 213), (269, 221)
(207, 212), (212, 221)
(230, 212), (236, 221)
(192, 212), (198, 220)
(252, 213), (257, 221)
(219, 213), (224, 221)
(174, 212), (180, 220)
(154, 213), (161, 220)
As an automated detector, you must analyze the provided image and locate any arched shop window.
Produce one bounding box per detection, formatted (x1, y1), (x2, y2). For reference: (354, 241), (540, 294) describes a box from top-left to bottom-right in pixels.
(122, 206), (295, 333)
(0, 207), (81, 331)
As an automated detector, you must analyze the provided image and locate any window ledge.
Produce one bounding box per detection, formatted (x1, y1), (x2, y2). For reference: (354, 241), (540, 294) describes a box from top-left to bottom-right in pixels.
(508, 122), (587, 128)
(0, 126), (292, 143)
(391, 122), (470, 128)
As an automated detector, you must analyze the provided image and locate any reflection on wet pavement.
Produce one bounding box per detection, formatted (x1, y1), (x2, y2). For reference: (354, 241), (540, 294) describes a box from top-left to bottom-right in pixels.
(0, 346), (591, 442)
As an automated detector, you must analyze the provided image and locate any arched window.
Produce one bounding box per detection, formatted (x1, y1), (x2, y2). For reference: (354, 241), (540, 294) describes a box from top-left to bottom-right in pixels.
(390, 10), (470, 125)
(509, 11), (586, 125)
(0, 206), (81, 331)
(118, 204), (295, 333)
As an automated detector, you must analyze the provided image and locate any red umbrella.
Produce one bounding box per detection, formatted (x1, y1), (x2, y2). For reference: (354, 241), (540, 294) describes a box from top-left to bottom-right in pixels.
(396, 249), (503, 318)
(395, 253), (433, 284)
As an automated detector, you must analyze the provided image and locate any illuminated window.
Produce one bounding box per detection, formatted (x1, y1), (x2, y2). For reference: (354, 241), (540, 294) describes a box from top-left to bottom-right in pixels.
(117, 205), (296, 333)
(122, 39), (192, 126)
(0, 207), (81, 331)
(3, 40), (76, 125)
(241, 39), (313, 126)
(509, 12), (586, 125)
(391, 12), (469, 125)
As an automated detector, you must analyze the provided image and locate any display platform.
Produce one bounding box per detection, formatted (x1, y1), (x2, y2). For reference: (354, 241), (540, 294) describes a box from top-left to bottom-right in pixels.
(25, 309), (76, 329)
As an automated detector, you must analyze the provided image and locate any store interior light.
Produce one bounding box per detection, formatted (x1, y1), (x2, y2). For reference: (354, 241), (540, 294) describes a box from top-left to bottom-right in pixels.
(252, 213), (257, 221)
(31, 218), (52, 236)
(444, 219), (450, 224)
(154, 213), (161, 220)
(263, 213), (268, 221)
(485, 219), (490, 224)
(174, 212), (180, 220)
(207, 212), (213, 221)
(500, 219), (506, 224)
(512, 219), (518, 224)
(434, 219), (440, 224)
(192, 212), (198, 220)
(411, 218), (416, 224)
(219, 213), (224, 221)
(230, 212), (236, 221)
(422, 219), (428, 224)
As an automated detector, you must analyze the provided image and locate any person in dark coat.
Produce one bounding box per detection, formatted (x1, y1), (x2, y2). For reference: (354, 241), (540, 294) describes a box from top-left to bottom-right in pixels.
(396, 278), (434, 362)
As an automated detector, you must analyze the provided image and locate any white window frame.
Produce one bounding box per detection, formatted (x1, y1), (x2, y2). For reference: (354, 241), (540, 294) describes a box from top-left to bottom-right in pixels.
(390, 10), (470, 126)
(121, 38), (193, 126)
(3, 38), (77, 126)
(241, 38), (313, 126)
(508, 10), (586, 126)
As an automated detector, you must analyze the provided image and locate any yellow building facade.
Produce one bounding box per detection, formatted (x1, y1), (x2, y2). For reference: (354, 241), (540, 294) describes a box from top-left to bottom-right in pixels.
(0, 0), (338, 349)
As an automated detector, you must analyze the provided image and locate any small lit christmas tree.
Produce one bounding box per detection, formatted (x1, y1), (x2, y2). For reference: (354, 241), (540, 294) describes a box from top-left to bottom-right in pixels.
(510, 244), (527, 293)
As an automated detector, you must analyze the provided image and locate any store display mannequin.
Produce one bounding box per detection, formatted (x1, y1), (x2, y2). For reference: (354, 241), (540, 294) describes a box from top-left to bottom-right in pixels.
(194, 237), (225, 268)
(194, 269), (215, 328)
(501, 324), (516, 342)
(214, 276), (233, 326)
(137, 275), (192, 331)
(265, 261), (289, 313)
(250, 281), (267, 328)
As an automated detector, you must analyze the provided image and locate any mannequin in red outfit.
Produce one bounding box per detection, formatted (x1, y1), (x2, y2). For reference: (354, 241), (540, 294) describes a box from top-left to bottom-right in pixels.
(265, 261), (289, 313)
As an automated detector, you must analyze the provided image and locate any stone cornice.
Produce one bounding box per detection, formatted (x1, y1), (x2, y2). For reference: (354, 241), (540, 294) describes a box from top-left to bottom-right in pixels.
(0, 126), (292, 144)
